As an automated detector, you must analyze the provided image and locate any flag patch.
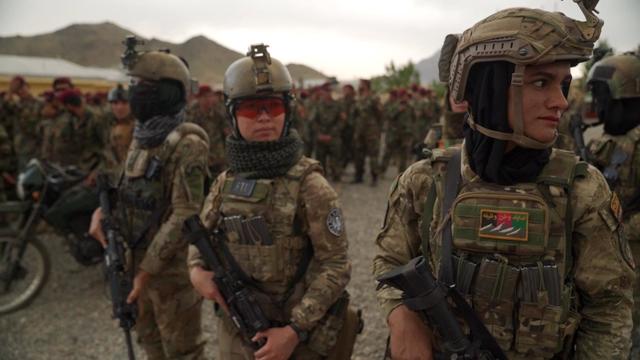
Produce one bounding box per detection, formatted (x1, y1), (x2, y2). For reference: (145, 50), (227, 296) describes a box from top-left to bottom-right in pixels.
(479, 209), (529, 242)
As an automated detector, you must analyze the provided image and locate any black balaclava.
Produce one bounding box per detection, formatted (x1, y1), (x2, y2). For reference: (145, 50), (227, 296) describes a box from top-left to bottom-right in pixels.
(129, 79), (185, 122)
(464, 62), (551, 185)
(591, 82), (640, 136)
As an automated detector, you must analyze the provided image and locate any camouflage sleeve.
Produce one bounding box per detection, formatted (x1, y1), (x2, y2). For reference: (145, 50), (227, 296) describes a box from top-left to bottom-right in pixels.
(289, 171), (351, 330)
(186, 172), (226, 270)
(0, 124), (13, 172)
(572, 164), (635, 359)
(372, 160), (436, 321)
(139, 134), (209, 275)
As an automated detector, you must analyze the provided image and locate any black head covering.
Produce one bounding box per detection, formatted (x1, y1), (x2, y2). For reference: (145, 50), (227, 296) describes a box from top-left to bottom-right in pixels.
(591, 82), (640, 136)
(463, 62), (551, 185)
(129, 79), (185, 122)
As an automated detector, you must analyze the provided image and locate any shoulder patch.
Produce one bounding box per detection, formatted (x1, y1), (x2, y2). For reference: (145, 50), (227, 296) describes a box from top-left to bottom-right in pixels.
(610, 192), (623, 223)
(326, 208), (344, 237)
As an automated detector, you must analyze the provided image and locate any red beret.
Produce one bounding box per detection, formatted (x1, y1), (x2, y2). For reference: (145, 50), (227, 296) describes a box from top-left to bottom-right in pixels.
(11, 76), (25, 85)
(53, 77), (73, 89)
(57, 89), (83, 105)
(197, 85), (213, 97)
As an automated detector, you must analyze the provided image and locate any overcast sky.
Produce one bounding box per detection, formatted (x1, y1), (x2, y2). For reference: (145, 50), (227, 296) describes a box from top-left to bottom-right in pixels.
(1, 0), (638, 79)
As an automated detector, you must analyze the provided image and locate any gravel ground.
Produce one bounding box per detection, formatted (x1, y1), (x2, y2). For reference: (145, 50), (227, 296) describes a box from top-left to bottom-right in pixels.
(0, 165), (398, 360)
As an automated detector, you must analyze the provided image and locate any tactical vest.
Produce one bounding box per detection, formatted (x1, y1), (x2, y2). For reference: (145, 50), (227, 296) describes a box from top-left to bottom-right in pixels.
(591, 125), (640, 201)
(217, 157), (321, 299)
(423, 148), (588, 359)
(115, 123), (208, 249)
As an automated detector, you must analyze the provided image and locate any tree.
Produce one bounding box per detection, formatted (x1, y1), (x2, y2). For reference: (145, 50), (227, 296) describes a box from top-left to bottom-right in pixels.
(372, 61), (421, 93)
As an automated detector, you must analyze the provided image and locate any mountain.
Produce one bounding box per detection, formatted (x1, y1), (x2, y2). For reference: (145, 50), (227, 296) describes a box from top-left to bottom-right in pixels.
(0, 22), (327, 86)
(415, 50), (441, 85)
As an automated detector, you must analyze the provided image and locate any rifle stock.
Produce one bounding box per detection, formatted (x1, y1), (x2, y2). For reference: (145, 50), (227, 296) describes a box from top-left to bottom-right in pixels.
(569, 113), (593, 163)
(97, 174), (136, 360)
(377, 256), (499, 360)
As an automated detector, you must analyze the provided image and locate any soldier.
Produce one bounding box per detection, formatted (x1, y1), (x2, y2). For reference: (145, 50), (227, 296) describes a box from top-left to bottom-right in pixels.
(422, 92), (468, 151)
(186, 84), (228, 179)
(339, 84), (356, 169)
(310, 86), (345, 181)
(102, 84), (135, 177)
(382, 89), (415, 174)
(585, 51), (640, 358)
(41, 89), (106, 182)
(5, 77), (44, 171)
(373, 3), (634, 359)
(188, 44), (357, 360)
(90, 44), (208, 359)
(352, 79), (382, 185)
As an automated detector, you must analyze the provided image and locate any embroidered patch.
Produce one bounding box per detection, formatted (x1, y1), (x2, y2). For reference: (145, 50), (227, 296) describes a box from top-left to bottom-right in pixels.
(478, 209), (529, 242)
(326, 208), (344, 236)
(229, 178), (256, 197)
(610, 192), (623, 223)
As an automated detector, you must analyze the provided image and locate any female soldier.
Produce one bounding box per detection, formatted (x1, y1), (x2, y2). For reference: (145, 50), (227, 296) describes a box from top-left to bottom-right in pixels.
(373, 2), (635, 359)
(188, 44), (355, 360)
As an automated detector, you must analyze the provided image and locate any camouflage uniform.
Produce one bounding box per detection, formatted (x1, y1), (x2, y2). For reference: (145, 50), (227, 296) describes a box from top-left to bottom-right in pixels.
(102, 112), (135, 178)
(413, 95), (440, 147)
(4, 95), (43, 171)
(41, 109), (106, 172)
(586, 51), (640, 358)
(116, 122), (209, 359)
(381, 99), (415, 174)
(373, 147), (635, 359)
(352, 94), (382, 182)
(310, 97), (345, 181)
(339, 95), (356, 169)
(186, 103), (228, 176)
(0, 123), (13, 202)
(188, 156), (351, 359)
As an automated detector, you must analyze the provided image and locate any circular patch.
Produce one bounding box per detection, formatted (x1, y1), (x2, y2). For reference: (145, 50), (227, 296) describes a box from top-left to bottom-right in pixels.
(326, 208), (344, 237)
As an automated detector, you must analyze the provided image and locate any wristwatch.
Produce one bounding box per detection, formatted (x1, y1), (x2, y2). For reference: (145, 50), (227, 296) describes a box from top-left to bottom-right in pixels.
(288, 321), (309, 343)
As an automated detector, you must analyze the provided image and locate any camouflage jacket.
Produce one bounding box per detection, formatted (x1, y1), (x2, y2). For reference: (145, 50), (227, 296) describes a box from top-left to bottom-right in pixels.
(119, 123), (209, 277)
(353, 94), (382, 138)
(588, 124), (640, 203)
(188, 156), (351, 330)
(373, 144), (634, 359)
(310, 99), (344, 139)
(41, 109), (107, 172)
(6, 96), (43, 170)
(186, 104), (228, 171)
(102, 113), (135, 177)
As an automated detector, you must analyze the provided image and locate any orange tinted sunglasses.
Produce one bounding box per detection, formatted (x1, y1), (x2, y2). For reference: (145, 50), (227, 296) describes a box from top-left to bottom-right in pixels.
(234, 98), (286, 118)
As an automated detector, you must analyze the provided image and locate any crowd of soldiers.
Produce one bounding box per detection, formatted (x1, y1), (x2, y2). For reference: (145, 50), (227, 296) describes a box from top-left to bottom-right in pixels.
(2, 1), (640, 358)
(0, 74), (444, 199)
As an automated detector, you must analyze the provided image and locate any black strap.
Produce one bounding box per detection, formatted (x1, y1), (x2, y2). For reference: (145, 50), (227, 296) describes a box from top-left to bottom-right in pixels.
(438, 150), (461, 286)
(438, 149), (507, 360)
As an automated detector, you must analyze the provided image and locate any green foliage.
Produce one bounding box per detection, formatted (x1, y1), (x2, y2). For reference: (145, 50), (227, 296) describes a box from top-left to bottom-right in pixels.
(372, 61), (421, 93)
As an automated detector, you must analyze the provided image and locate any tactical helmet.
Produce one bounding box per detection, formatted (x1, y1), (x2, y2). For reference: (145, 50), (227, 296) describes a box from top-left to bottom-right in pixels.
(223, 44), (294, 137)
(107, 84), (128, 102)
(587, 52), (640, 100)
(439, 0), (603, 149)
(120, 36), (192, 99)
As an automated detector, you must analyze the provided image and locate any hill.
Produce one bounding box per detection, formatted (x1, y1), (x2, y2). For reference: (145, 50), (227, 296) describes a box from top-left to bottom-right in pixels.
(415, 50), (441, 85)
(0, 22), (327, 86)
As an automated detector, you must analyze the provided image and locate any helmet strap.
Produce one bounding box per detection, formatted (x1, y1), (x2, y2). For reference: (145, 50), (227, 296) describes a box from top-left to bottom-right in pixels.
(466, 64), (557, 150)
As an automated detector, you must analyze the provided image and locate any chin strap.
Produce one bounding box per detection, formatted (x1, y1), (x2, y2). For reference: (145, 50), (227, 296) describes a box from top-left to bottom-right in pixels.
(467, 64), (557, 150)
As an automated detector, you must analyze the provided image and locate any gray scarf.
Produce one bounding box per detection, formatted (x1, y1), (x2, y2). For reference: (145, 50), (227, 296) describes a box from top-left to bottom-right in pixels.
(226, 130), (303, 179)
(133, 110), (185, 149)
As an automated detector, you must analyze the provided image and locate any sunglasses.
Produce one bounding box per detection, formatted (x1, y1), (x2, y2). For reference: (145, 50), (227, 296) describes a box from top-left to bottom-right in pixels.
(234, 98), (286, 118)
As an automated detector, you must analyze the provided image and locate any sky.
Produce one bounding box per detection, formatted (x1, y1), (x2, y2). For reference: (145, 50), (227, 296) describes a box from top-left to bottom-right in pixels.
(0, 0), (638, 80)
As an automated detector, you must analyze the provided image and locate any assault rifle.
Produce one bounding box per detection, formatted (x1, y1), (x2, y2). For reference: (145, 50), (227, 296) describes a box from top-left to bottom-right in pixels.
(183, 215), (270, 349)
(569, 112), (593, 163)
(377, 256), (502, 360)
(98, 174), (136, 360)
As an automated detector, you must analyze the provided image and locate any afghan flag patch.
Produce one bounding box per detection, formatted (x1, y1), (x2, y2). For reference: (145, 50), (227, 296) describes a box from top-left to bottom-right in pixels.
(479, 209), (529, 242)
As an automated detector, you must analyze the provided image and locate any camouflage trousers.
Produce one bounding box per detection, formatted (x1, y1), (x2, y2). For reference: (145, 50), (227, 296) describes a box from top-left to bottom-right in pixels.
(217, 313), (323, 360)
(315, 140), (343, 181)
(353, 131), (381, 180)
(381, 133), (413, 175)
(627, 212), (640, 360)
(136, 274), (205, 360)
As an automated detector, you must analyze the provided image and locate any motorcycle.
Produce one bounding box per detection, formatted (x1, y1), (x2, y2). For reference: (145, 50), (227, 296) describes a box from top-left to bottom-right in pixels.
(0, 159), (103, 314)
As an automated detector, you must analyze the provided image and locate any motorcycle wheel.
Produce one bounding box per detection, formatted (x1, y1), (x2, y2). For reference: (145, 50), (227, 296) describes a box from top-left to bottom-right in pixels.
(0, 236), (50, 314)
